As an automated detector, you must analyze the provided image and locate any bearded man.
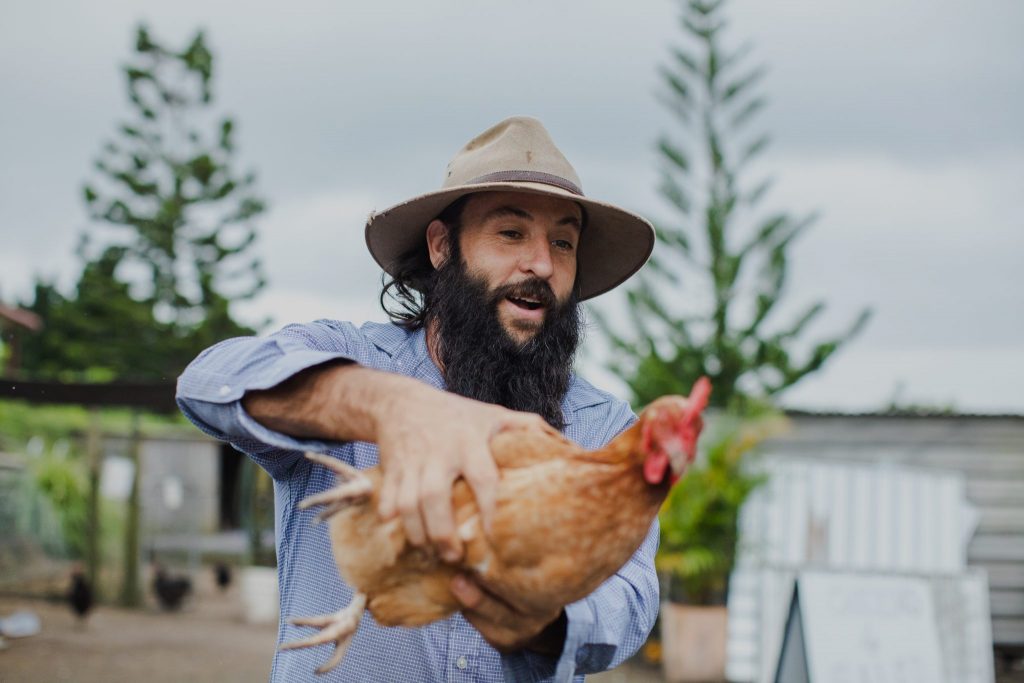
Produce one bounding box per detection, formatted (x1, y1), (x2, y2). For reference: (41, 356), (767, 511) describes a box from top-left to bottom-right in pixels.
(176, 116), (658, 682)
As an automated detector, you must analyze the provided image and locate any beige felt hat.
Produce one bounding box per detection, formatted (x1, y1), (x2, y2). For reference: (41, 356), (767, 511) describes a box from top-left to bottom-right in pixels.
(364, 116), (655, 301)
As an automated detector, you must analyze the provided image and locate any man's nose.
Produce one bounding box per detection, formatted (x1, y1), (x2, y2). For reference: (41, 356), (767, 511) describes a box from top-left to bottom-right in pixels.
(519, 237), (554, 279)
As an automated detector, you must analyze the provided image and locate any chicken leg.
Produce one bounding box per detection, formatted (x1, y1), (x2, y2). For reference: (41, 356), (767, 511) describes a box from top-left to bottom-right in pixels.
(298, 453), (373, 523)
(280, 592), (368, 674)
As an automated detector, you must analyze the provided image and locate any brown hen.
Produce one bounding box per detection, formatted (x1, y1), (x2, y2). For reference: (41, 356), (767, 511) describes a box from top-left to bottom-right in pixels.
(281, 378), (710, 673)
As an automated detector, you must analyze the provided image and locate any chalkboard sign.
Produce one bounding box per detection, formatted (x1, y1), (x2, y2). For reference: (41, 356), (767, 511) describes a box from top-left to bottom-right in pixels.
(775, 572), (945, 683)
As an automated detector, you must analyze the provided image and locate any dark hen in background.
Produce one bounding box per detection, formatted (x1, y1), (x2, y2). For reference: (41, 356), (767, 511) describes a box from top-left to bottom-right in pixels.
(67, 565), (93, 624)
(214, 562), (232, 592)
(152, 564), (192, 611)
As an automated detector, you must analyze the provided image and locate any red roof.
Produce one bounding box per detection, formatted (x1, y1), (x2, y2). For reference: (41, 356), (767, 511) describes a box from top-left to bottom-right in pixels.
(0, 304), (42, 332)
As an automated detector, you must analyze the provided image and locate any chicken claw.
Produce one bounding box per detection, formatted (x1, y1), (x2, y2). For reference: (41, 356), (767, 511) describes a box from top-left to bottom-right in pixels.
(299, 453), (374, 523)
(281, 592), (368, 674)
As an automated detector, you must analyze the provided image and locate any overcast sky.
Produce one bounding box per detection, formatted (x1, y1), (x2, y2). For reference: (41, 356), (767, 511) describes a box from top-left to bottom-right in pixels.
(2, 0), (1022, 412)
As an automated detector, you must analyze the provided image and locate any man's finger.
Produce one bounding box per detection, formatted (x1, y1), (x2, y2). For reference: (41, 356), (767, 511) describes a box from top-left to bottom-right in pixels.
(451, 575), (513, 626)
(396, 466), (427, 546)
(377, 462), (400, 520)
(462, 449), (500, 534)
(450, 574), (484, 609)
(419, 465), (461, 562)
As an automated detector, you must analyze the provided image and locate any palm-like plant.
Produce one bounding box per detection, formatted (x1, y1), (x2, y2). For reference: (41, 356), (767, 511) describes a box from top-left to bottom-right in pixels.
(656, 408), (785, 604)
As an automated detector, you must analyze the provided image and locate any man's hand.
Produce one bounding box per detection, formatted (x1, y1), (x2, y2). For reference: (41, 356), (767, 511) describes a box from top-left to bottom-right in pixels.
(243, 361), (549, 562)
(450, 574), (566, 656)
(374, 387), (547, 562)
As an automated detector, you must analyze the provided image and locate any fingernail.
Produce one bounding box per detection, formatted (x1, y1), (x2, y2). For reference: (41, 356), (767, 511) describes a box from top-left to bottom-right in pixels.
(442, 548), (460, 563)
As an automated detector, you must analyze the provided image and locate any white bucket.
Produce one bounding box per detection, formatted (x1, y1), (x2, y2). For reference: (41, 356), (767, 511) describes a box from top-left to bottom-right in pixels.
(239, 566), (279, 624)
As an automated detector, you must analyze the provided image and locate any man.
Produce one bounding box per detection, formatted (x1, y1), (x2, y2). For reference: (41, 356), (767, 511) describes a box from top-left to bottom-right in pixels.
(176, 116), (659, 682)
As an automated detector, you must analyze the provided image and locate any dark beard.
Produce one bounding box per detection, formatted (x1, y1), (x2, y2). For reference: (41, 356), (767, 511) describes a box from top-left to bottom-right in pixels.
(427, 257), (583, 430)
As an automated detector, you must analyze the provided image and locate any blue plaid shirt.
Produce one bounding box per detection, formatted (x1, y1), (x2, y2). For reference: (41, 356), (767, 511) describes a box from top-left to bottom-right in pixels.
(176, 320), (659, 682)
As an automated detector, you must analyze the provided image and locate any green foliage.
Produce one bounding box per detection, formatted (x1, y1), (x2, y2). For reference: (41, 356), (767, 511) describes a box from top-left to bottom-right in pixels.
(656, 407), (785, 604)
(29, 447), (89, 560)
(598, 0), (870, 409)
(20, 251), (178, 380)
(20, 24), (266, 382)
(0, 400), (191, 453)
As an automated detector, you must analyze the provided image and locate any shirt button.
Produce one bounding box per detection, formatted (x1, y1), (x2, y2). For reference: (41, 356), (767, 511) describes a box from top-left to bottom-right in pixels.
(218, 384), (231, 397)
(456, 656), (468, 670)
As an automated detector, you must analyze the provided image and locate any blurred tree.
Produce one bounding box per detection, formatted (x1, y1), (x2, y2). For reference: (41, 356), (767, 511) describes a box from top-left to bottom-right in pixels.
(21, 25), (265, 381)
(596, 0), (870, 409)
(22, 249), (174, 381)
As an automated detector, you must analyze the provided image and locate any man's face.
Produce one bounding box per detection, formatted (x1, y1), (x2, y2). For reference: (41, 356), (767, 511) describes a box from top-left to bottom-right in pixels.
(427, 191), (582, 345)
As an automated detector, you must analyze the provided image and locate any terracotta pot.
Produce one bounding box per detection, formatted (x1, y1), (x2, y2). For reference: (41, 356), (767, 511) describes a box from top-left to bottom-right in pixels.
(660, 602), (727, 682)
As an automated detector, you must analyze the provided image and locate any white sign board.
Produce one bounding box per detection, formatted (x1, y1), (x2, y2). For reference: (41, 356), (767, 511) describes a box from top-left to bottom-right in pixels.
(776, 571), (945, 683)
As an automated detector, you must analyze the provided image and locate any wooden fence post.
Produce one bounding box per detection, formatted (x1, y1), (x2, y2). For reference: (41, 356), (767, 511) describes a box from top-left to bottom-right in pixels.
(85, 407), (102, 599)
(119, 410), (142, 607)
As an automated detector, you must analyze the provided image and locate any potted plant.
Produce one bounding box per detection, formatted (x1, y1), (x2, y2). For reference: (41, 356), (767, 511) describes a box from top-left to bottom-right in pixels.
(655, 408), (785, 682)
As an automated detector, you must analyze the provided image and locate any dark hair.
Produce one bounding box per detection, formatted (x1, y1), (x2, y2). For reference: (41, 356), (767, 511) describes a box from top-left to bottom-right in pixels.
(379, 195), (470, 330)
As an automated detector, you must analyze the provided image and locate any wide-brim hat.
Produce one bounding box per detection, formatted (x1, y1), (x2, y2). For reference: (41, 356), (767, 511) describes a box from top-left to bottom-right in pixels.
(364, 116), (655, 301)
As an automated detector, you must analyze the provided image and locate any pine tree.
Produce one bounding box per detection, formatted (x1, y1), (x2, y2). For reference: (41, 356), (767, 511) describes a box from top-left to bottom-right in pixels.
(598, 0), (870, 409)
(82, 25), (266, 330)
(22, 25), (266, 381)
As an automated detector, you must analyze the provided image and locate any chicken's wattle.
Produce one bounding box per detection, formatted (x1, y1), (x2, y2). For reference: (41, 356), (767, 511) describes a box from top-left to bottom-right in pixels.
(643, 451), (672, 485)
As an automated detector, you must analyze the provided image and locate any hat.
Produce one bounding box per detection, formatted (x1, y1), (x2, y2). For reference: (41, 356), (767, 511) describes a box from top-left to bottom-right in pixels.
(364, 116), (655, 301)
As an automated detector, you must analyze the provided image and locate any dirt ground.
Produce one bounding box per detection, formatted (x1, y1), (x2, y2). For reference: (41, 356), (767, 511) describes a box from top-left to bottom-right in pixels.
(0, 581), (277, 683)
(0, 577), (660, 683)
(9, 583), (1013, 683)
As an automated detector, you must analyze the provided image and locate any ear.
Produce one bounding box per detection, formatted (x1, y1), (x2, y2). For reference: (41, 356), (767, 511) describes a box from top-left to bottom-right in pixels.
(426, 219), (451, 269)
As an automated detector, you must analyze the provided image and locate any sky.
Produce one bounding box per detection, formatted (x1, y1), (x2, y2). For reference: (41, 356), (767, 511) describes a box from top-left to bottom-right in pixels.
(1, 0), (1022, 413)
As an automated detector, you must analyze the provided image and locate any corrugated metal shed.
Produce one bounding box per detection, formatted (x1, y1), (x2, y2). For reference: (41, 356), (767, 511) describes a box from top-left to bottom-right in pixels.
(726, 458), (982, 681)
(723, 411), (1024, 682)
(766, 412), (1024, 646)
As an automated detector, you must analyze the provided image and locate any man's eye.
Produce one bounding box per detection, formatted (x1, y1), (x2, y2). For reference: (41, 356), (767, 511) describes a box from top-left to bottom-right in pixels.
(553, 240), (575, 251)
(500, 230), (522, 239)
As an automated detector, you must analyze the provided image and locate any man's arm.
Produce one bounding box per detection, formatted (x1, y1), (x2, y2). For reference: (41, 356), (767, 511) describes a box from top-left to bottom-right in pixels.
(176, 323), (549, 560)
(242, 360), (521, 559)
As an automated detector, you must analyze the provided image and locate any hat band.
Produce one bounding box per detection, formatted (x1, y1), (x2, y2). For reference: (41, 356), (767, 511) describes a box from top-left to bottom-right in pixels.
(465, 170), (583, 196)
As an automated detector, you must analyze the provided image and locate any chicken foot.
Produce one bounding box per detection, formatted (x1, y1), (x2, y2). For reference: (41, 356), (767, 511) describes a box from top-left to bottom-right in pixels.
(280, 592), (368, 674)
(299, 453), (374, 523)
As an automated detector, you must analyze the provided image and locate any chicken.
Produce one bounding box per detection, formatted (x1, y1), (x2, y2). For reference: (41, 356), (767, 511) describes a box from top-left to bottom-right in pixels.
(152, 564), (192, 611)
(214, 562), (232, 592)
(282, 378), (711, 673)
(67, 565), (94, 625)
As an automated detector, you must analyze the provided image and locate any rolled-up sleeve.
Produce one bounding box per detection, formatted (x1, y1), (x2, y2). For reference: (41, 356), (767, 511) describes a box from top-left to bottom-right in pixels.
(175, 320), (361, 479)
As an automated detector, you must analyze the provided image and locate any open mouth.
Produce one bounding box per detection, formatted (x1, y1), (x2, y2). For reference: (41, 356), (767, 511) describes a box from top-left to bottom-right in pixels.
(507, 295), (544, 311)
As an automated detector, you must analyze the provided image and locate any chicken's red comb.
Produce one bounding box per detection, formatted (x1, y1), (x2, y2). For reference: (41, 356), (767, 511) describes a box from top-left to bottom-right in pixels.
(678, 376), (711, 461)
(683, 376), (712, 423)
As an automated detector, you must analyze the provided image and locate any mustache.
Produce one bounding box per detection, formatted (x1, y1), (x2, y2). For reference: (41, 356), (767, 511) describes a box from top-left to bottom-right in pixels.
(489, 277), (557, 309)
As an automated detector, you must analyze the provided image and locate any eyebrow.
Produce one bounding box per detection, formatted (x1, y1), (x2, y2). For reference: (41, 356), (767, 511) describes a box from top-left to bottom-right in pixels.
(480, 205), (583, 230)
